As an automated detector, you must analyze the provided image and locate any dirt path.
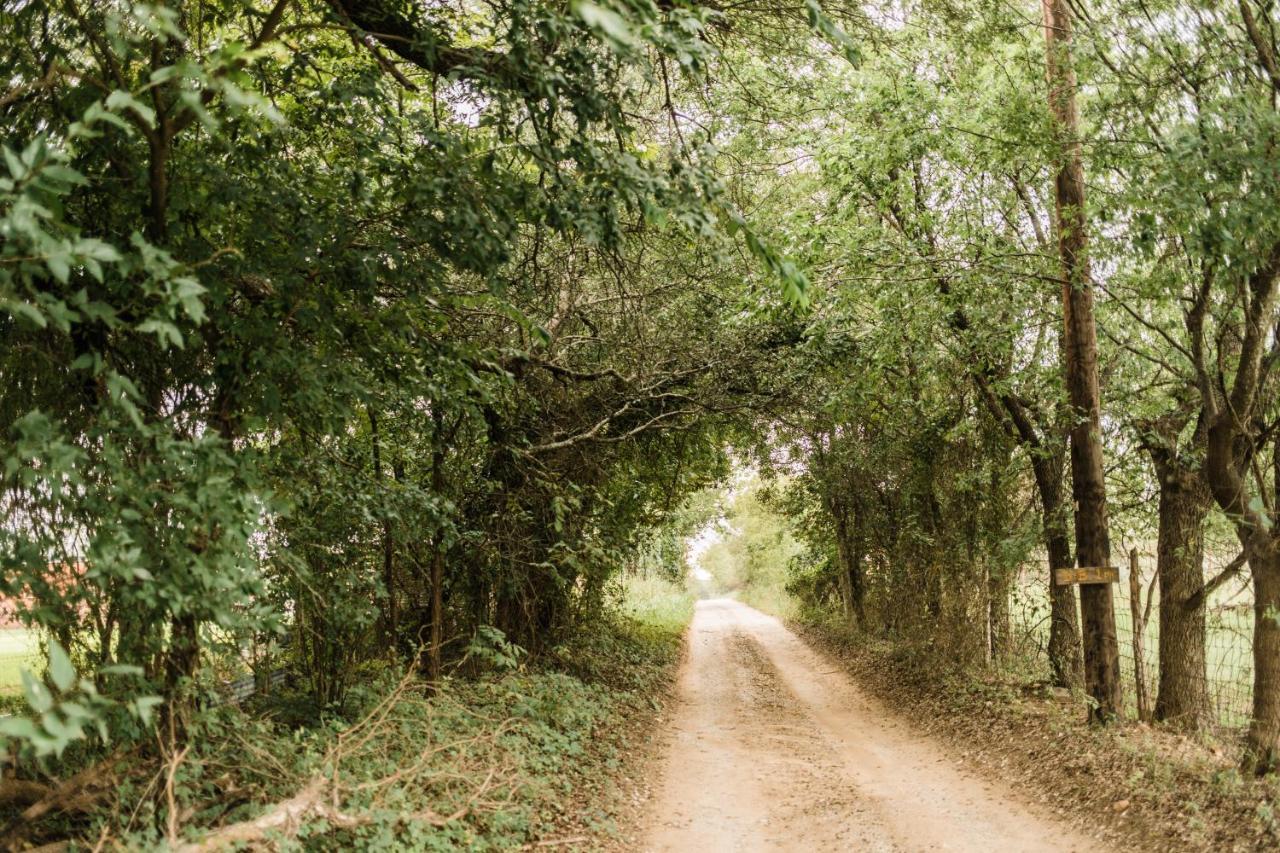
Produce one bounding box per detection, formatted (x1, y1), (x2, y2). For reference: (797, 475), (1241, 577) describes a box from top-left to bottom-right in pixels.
(641, 599), (1103, 852)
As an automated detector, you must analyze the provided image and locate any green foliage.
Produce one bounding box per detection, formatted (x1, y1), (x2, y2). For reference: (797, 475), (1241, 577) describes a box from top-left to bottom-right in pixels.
(615, 572), (696, 633)
(464, 626), (529, 674)
(0, 639), (155, 759)
(51, 613), (687, 850)
(0, 0), (804, 766)
(697, 476), (802, 617)
(5, 0), (1280, 834)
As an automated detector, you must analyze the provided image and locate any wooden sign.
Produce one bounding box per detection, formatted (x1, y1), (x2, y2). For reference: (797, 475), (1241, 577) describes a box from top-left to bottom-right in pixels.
(1054, 566), (1119, 586)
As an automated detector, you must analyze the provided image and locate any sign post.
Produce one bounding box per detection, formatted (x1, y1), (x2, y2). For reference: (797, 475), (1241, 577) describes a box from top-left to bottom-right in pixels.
(1053, 566), (1119, 586)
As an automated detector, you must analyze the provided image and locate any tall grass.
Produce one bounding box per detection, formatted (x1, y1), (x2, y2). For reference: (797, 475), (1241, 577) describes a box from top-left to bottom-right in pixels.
(736, 581), (798, 621)
(616, 574), (696, 633)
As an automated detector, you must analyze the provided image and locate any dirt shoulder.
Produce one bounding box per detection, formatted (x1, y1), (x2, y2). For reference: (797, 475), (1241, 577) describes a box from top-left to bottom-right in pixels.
(795, 620), (1280, 852)
(593, 638), (686, 852)
(530, 620), (688, 851)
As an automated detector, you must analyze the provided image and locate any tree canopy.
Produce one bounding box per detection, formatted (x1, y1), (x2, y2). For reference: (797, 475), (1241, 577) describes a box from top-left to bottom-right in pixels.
(3, 0), (1280, 806)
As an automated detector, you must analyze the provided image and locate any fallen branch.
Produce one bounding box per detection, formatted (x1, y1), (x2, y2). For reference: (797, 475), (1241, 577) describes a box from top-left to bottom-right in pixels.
(175, 777), (467, 852)
(177, 665), (488, 850)
(0, 779), (51, 809)
(525, 836), (589, 848)
(175, 778), (326, 852)
(0, 752), (124, 851)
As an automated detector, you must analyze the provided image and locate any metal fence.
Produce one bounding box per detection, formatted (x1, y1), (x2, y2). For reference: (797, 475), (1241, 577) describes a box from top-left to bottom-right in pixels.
(0, 631), (288, 706)
(1010, 551), (1255, 729)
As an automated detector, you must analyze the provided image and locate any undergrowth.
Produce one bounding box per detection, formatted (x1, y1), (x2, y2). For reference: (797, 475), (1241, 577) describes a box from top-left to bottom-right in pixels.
(733, 582), (798, 622)
(2, 600), (688, 851)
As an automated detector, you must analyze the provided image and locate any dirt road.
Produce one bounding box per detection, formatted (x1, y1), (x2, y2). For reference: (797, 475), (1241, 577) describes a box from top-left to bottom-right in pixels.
(641, 599), (1100, 852)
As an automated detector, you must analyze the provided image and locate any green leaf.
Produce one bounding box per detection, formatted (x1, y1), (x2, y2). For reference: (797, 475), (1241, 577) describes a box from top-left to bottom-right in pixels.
(132, 696), (164, 725)
(100, 664), (145, 676)
(48, 640), (76, 693)
(104, 90), (157, 129)
(76, 238), (123, 263)
(172, 276), (208, 323)
(0, 717), (40, 742)
(3, 300), (47, 328)
(41, 164), (87, 186)
(147, 65), (182, 87)
(572, 0), (636, 50)
(46, 250), (71, 284)
(137, 318), (185, 349)
(3, 147), (26, 180)
(22, 670), (53, 714)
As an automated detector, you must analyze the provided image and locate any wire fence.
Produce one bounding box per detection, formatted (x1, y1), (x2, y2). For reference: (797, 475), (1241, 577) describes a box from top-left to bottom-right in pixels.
(1010, 550), (1255, 729)
(0, 629), (288, 705)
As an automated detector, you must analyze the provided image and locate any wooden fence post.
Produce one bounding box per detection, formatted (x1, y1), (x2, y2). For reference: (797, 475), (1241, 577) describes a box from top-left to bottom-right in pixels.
(1128, 548), (1151, 722)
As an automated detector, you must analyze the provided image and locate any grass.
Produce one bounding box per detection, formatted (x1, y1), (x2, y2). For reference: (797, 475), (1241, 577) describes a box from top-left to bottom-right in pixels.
(616, 573), (695, 633)
(0, 628), (41, 694)
(735, 580), (799, 621)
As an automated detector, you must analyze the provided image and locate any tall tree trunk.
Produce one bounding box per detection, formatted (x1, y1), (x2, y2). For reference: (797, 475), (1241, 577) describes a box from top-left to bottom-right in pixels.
(925, 489), (944, 620)
(828, 492), (868, 627)
(1151, 459), (1212, 729)
(368, 408), (397, 652)
(972, 373), (1082, 686)
(1193, 247), (1280, 770)
(829, 496), (855, 620)
(1042, 0), (1122, 720)
(426, 410), (447, 683)
(847, 534), (867, 628)
(1248, 549), (1280, 772)
(1127, 549), (1152, 722)
(1030, 453), (1084, 687)
(162, 613), (200, 734)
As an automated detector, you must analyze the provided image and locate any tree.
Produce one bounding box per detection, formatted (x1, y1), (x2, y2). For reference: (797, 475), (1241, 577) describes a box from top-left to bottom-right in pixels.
(1041, 0), (1123, 720)
(0, 0), (805, 750)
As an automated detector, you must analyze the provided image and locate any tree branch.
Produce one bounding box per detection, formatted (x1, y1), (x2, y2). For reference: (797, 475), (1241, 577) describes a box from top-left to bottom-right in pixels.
(1184, 550), (1249, 612)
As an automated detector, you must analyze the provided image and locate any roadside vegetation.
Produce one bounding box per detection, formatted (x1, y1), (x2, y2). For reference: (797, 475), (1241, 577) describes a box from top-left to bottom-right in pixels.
(694, 477), (801, 620)
(0, 578), (689, 849)
(4, 0), (1280, 848)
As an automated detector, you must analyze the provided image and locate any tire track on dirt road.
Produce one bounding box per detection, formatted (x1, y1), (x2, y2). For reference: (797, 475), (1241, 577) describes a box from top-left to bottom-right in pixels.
(641, 598), (1102, 852)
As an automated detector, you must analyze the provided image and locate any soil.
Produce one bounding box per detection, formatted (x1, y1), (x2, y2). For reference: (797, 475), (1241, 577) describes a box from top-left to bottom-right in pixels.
(798, 618), (1280, 852)
(636, 599), (1104, 852)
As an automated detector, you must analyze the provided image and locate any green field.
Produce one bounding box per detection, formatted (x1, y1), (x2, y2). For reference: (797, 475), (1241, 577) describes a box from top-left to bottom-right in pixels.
(0, 628), (42, 694)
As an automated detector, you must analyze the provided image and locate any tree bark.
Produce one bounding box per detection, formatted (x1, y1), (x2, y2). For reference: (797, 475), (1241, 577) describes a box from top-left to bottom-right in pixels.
(1042, 0), (1122, 720)
(971, 372), (1083, 686)
(832, 499), (867, 628)
(426, 409), (447, 683)
(1248, 549), (1280, 772)
(1150, 458), (1212, 729)
(1191, 244), (1280, 770)
(846, 533), (867, 628)
(988, 563), (1012, 662)
(162, 612), (200, 735)
(1029, 452), (1085, 687)
(1128, 549), (1151, 723)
